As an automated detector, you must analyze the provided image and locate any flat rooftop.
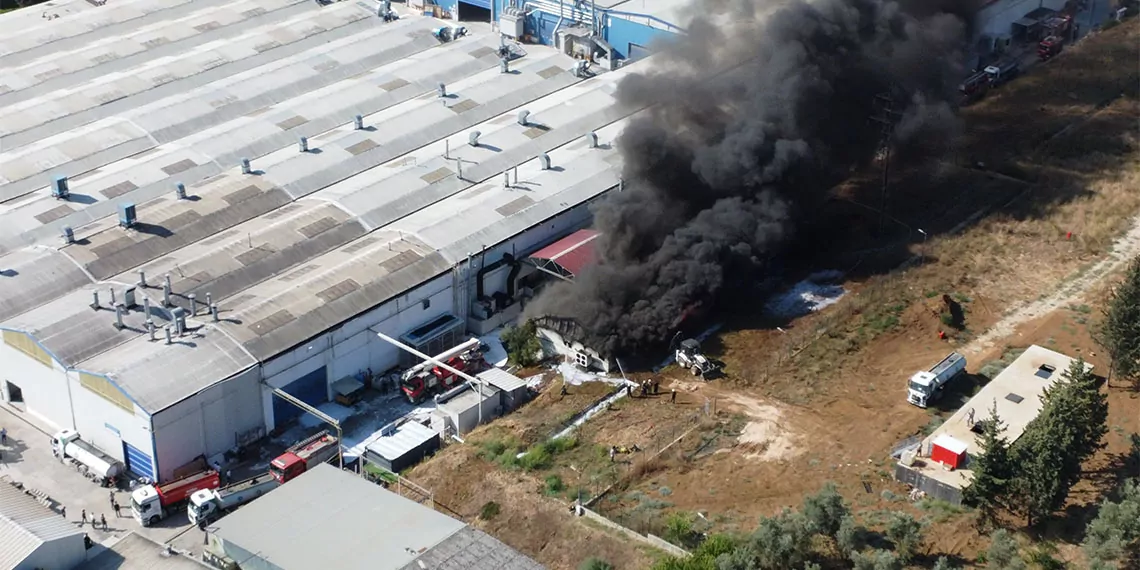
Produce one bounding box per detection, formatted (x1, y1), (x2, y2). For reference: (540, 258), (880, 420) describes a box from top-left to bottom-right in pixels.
(0, 0), (643, 413)
(208, 464), (543, 570)
(77, 532), (214, 570)
(905, 345), (1090, 490)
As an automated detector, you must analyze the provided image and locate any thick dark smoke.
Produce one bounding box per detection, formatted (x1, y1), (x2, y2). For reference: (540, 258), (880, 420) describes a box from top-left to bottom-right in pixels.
(528, 0), (972, 355)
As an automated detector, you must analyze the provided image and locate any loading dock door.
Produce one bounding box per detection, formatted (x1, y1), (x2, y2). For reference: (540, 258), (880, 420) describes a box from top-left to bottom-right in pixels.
(273, 367), (328, 427)
(459, 0), (491, 9)
(124, 441), (155, 481)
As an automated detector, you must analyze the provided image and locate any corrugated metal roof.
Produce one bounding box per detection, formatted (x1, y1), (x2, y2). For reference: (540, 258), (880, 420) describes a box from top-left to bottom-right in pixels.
(365, 420), (437, 461)
(0, 248), (93, 321)
(0, 477), (83, 570)
(77, 532), (215, 570)
(208, 464), (468, 570)
(477, 368), (527, 392)
(528, 229), (599, 277)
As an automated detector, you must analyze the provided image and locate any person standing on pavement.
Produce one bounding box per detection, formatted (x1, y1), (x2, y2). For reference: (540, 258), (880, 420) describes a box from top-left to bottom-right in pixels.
(100, 513), (107, 530)
(112, 501), (120, 518)
(80, 509), (86, 527)
(1, 426), (7, 444)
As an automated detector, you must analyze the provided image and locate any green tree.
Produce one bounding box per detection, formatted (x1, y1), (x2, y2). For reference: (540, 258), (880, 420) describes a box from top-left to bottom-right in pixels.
(501, 320), (542, 367)
(664, 511), (695, 547)
(802, 482), (849, 537)
(985, 529), (1026, 570)
(579, 558), (614, 570)
(885, 512), (923, 563)
(746, 509), (814, 570)
(850, 549), (901, 570)
(1083, 479), (1140, 568)
(1097, 255), (1140, 389)
(836, 514), (867, 556)
(932, 556), (961, 570)
(962, 404), (1015, 525)
(1011, 357), (1108, 526)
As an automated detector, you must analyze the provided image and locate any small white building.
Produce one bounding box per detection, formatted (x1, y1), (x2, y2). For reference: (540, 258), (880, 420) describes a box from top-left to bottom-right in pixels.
(433, 384), (503, 436)
(0, 477), (86, 570)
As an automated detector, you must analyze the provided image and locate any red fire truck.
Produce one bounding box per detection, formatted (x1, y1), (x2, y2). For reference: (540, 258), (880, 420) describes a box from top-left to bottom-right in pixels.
(400, 339), (487, 404)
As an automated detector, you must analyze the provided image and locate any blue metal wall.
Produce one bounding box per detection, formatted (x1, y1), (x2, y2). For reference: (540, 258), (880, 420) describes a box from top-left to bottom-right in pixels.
(603, 15), (676, 59)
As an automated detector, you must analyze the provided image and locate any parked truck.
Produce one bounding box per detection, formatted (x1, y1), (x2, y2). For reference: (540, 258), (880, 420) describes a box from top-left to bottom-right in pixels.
(269, 430), (340, 483)
(131, 469), (220, 526)
(187, 473), (278, 525)
(906, 352), (967, 408)
(51, 429), (124, 487)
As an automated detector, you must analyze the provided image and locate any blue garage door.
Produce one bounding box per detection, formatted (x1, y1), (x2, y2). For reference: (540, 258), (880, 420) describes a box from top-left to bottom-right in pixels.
(273, 367), (328, 427)
(123, 440), (155, 481)
(459, 0), (491, 8)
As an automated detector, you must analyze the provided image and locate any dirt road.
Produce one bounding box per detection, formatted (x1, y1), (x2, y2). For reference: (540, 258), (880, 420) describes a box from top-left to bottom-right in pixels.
(964, 213), (1140, 358)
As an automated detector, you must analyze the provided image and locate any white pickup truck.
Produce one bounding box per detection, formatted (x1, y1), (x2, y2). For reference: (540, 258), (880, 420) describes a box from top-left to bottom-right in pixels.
(906, 352), (966, 408)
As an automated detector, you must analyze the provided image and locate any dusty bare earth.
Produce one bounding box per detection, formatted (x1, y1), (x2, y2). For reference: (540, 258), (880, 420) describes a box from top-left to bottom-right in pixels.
(405, 20), (1140, 570)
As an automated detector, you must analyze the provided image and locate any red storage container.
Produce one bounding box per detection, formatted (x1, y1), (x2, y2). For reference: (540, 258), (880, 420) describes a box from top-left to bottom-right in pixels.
(930, 435), (968, 470)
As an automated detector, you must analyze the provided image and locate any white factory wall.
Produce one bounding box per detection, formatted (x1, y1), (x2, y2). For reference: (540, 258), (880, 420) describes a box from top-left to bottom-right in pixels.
(0, 338), (73, 432)
(152, 366), (261, 482)
(15, 535), (86, 570)
(260, 276), (454, 431)
(68, 371), (151, 472)
(976, 0), (1070, 38)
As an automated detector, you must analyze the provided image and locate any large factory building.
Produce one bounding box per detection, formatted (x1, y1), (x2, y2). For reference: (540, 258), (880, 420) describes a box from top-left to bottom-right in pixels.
(0, 0), (640, 482)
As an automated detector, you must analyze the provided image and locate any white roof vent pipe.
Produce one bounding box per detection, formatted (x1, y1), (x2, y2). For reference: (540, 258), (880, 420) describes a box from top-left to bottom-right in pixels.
(586, 131), (598, 148)
(437, 82), (447, 98)
(109, 287), (117, 307)
(500, 58), (510, 74)
(211, 304), (219, 322)
(175, 182), (186, 200)
(354, 115), (364, 130)
(138, 270), (147, 288)
(143, 296), (151, 319)
(241, 158), (252, 175)
(90, 291), (100, 311)
(468, 131), (481, 147)
(164, 325), (173, 345)
(112, 303), (125, 330)
(172, 308), (186, 336)
(147, 320), (156, 341)
(206, 292), (213, 307)
(517, 110), (529, 126)
(61, 226), (75, 246)
(189, 293), (198, 316)
(299, 136), (309, 152)
(538, 153), (551, 170)
(163, 274), (172, 307)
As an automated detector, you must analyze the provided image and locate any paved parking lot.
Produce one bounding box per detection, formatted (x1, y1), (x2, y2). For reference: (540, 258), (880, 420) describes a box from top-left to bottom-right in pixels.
(0, 405), (205, 555)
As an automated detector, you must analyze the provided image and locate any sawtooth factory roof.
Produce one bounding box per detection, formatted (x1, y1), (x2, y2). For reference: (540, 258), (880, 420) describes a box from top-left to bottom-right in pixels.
(0, 0), (637, 413)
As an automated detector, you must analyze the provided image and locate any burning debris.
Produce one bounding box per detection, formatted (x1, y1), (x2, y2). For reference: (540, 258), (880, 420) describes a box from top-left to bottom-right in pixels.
(529, 0), (972, 355)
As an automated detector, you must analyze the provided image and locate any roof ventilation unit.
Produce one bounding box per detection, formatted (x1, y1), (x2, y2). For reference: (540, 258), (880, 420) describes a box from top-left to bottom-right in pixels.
(586, 131), (598, 148)
(109, 287), (117, 306)
(517, 109), (530, 126)
(538, 153), (551, 170)
(172, 307), (187, 336)
(188, 293), (198, 316)
(241, 158), (252, 175)
(118, 203), (137, 229)
(164, 325), (173, 345)
(499, 58), (510, 74)
(112, 303), (125, 330)
(61, 226), (75, 245)
(163, 274), (173, 307)
(468, 131), (481, 147)
(51, 175), (70, 200)
(90, 290), (100, 311)
(123, 286), (137, 309)
(211, 303), (219, 322)
(354, 115), (364, 130)
(138, 270), (147, 288)
(299, 136), (309, 152)
(147, 320), (156, 341)
(175, 182), (186, 200)
(437, 82), (447, 98)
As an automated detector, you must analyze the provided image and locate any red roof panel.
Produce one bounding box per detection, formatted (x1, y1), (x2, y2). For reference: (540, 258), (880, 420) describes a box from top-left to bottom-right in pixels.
(528, 229), (599, 277)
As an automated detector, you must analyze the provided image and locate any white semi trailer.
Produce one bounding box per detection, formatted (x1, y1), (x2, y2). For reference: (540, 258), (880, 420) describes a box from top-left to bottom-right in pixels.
(51, 429), (124, 486)
(906, 352), (967, 408)
(187, 473), (279, 525)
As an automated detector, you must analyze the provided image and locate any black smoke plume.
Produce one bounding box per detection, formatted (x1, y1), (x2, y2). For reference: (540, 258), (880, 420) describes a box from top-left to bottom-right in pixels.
(527, 0), (972, 355)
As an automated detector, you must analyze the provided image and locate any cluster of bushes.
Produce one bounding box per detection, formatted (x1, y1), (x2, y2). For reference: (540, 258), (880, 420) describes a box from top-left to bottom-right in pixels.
(476, 435), (578, 472)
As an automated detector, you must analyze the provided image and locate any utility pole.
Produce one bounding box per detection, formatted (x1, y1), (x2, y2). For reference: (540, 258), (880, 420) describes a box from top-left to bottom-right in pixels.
(868, 89), (903, 236)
